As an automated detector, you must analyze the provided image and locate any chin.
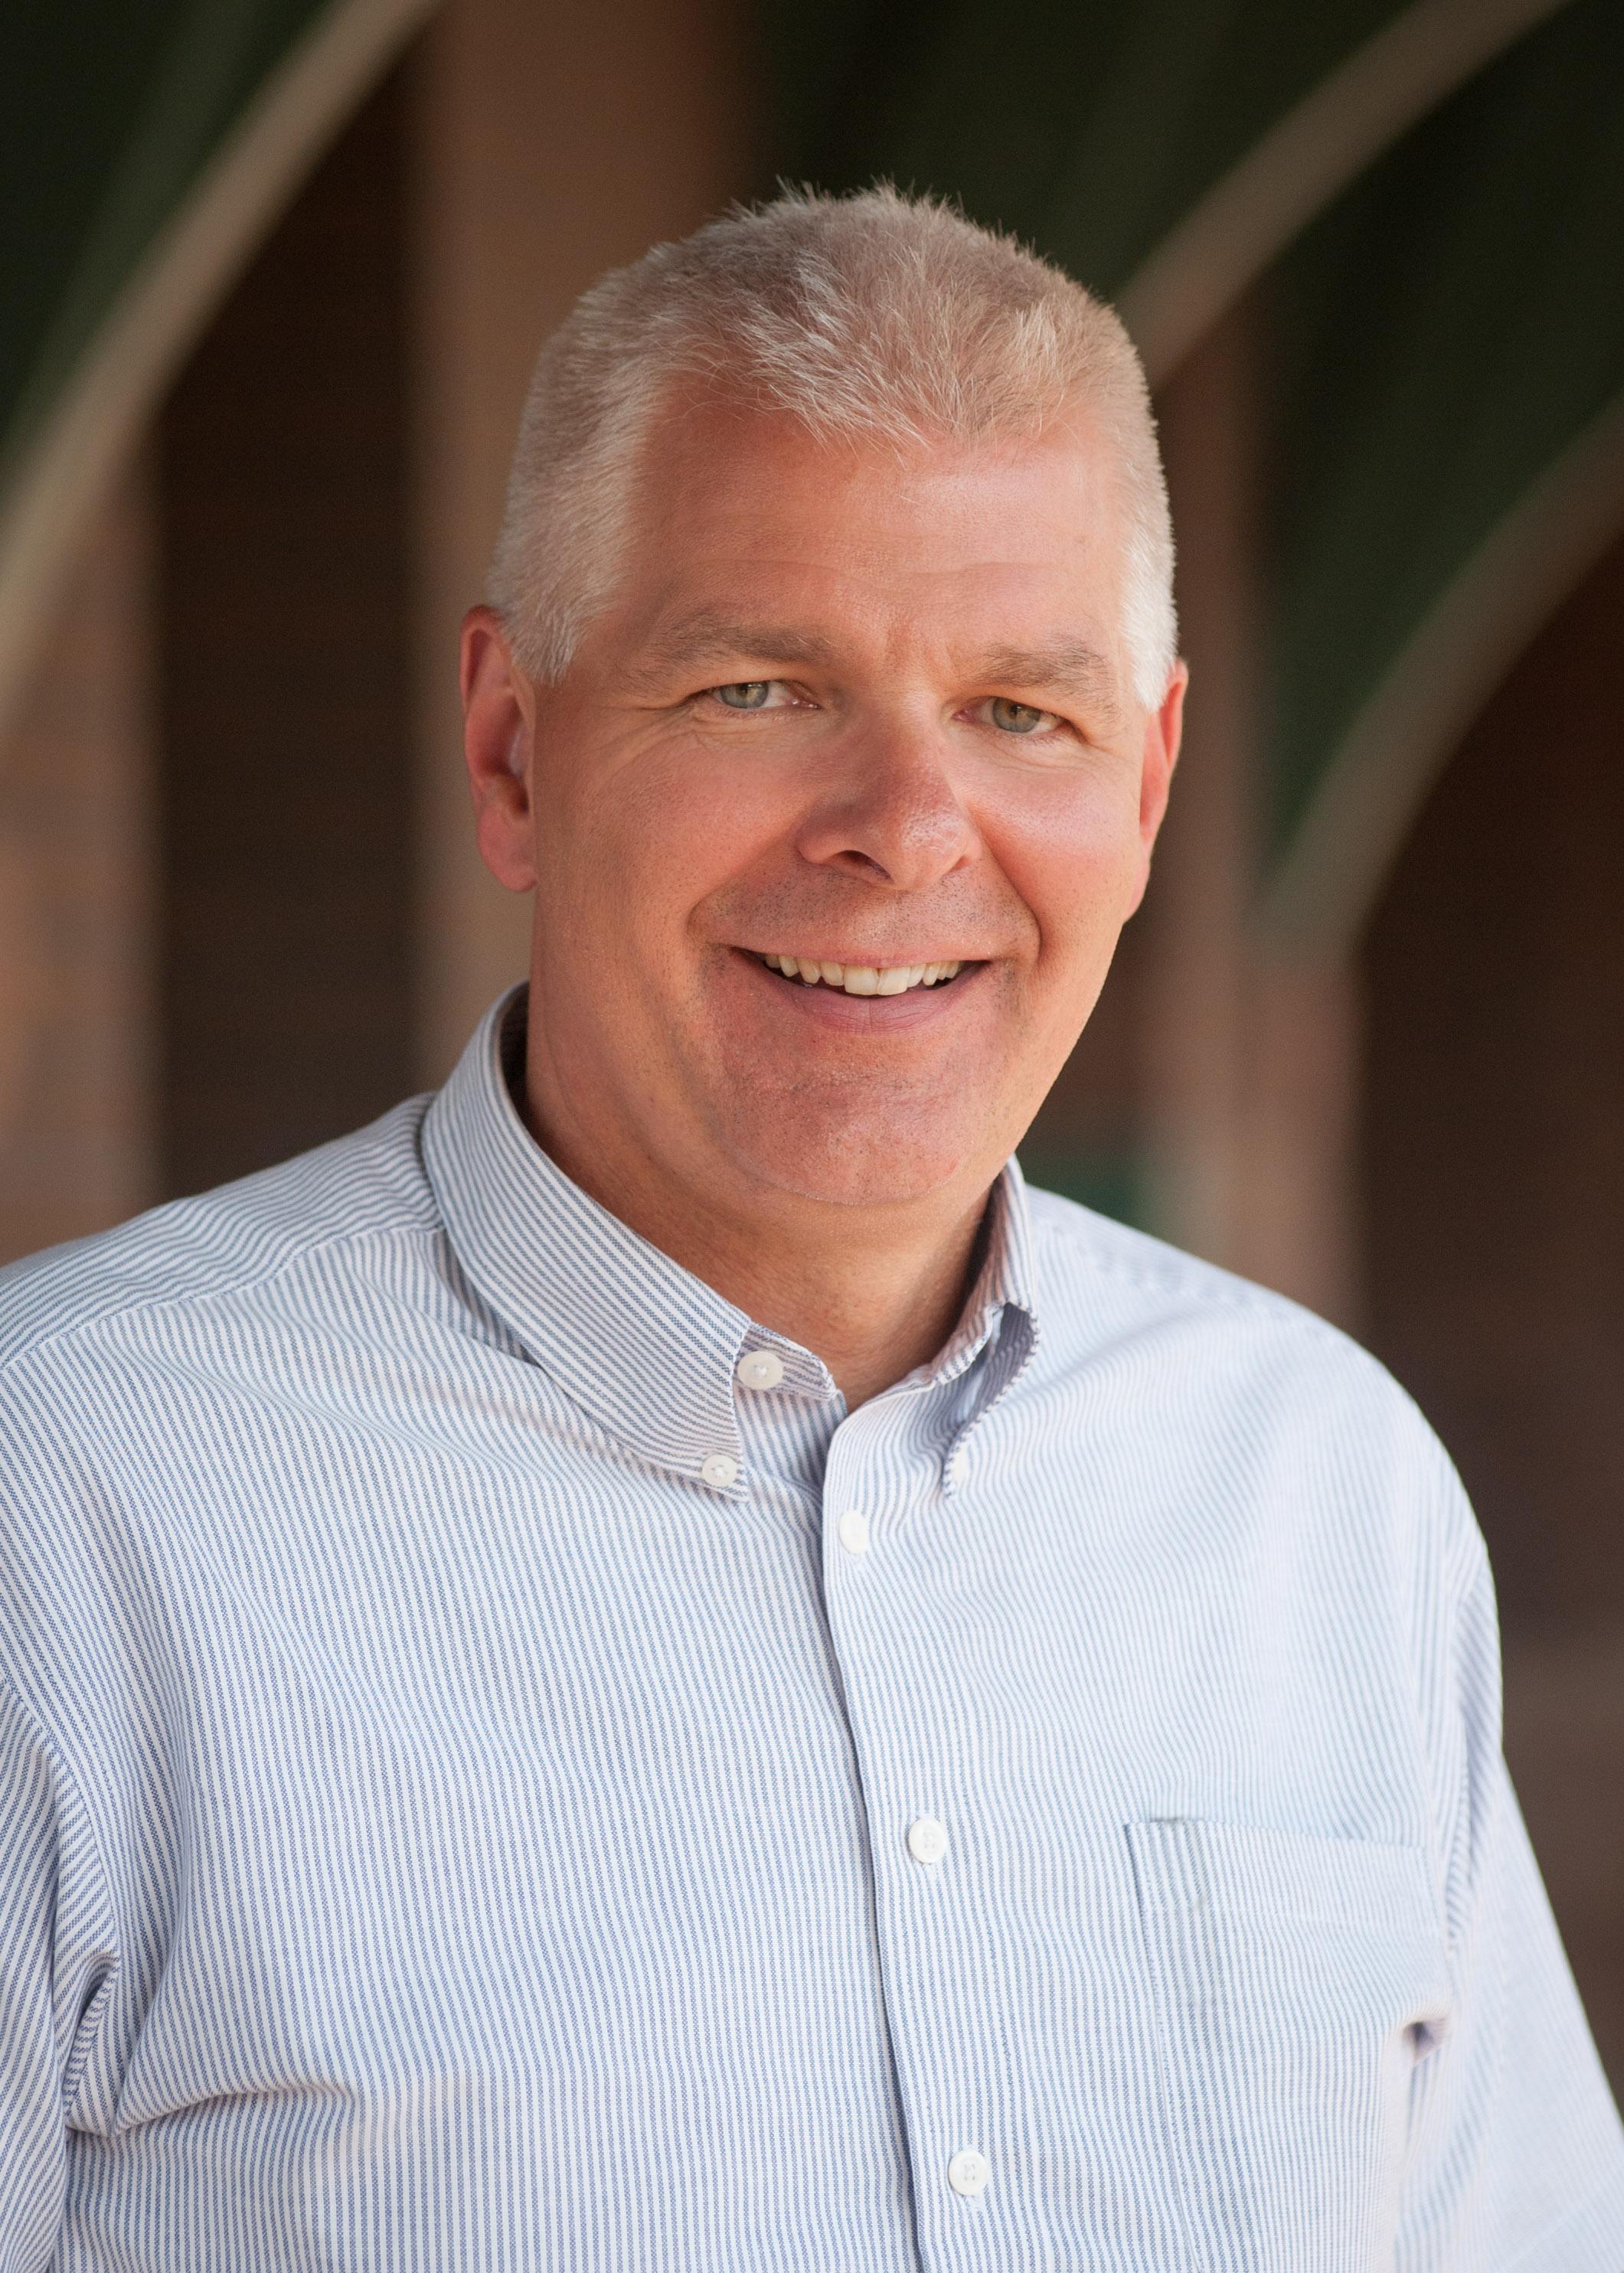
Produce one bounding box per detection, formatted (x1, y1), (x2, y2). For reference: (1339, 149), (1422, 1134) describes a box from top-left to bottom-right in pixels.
(721, 1108), (985, 1210)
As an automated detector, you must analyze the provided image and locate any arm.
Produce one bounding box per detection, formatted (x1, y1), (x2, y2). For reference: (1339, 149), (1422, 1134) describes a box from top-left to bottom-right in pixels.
(0, 1671), (119, 2273)
(1397, 1486), (1624, 2268)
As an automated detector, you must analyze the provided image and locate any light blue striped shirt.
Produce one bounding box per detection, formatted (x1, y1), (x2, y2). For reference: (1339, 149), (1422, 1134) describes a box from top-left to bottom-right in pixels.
(3, 982), (1622, 2271)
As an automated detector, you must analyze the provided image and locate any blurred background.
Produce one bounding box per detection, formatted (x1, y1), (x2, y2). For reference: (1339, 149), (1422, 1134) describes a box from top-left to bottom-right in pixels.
(2, 0), (1620, 2080)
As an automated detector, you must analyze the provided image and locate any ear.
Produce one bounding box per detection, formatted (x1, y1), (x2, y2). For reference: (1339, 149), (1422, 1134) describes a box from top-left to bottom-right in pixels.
(460, 606), (540, 893)
(1125, 658), (1188, 918)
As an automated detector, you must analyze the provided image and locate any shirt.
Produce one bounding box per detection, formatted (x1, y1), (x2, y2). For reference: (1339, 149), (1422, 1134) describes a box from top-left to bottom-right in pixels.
(2, 981), (1622, 2273)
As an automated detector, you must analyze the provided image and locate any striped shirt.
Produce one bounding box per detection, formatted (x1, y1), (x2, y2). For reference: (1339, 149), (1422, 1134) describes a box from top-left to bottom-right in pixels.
(3, 981), (1622, 2271)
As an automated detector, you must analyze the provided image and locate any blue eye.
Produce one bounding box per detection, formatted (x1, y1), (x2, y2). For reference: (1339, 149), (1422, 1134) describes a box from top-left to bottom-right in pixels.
(714, 681), (773, 710)
(988, 697), (1053, 734)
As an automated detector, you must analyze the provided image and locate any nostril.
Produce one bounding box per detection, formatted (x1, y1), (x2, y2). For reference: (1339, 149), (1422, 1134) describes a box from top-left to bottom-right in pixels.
(837, 849), (893, 881)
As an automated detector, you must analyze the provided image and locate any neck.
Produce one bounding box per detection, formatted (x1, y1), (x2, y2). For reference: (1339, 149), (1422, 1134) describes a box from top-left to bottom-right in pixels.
(519, 1073), (992, 1411)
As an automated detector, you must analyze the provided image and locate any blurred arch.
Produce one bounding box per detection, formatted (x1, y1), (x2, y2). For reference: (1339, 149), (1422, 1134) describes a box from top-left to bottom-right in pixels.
(1118, 0), (1574, 387)
(1109, 0), (1613, 979)
(1260, 387), (1624, 958)
(0, 0), (437, 735)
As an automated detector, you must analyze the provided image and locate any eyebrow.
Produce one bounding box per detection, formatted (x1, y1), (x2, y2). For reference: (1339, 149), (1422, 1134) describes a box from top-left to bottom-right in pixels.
(632, 613), (1125, 721)
(634, 612), (839, 684)
(969, 640), (1124, 722)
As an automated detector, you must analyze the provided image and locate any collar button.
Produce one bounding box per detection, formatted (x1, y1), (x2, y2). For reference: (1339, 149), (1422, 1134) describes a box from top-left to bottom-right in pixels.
(836, 1507), (870, 1555)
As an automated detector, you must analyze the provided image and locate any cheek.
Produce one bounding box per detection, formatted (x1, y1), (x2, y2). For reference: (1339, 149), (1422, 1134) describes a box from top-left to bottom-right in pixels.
(563, 743), (791, 952)
(986, 772), (1145, 967)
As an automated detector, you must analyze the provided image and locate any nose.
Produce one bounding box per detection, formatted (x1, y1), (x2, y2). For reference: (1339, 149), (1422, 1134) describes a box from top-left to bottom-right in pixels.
(794, 729), (982, 893)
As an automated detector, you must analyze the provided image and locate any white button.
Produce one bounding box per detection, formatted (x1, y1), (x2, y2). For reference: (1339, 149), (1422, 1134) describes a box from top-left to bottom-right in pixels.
(907, 1815), (948, 1865)
(836, 1507), (870, 1555)
(735, 1350), (785, 1391)
(947, 2147), (989, 2197)
(700, 1453), (739, 1488)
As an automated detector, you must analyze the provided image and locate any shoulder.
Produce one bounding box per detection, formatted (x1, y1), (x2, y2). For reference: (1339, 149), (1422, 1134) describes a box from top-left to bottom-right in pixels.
(1023, 1180), (1354, 1353)
(1027, 1179), (1385, 1373)
(1024, 1182), (1292, 1311)
(1021, 1181), (1482, 1568)
(0, 1093), (439, 1383)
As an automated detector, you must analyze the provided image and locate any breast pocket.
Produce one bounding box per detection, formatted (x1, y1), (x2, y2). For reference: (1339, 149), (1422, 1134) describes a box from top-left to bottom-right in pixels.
(1126, 1817), (1453, 2273)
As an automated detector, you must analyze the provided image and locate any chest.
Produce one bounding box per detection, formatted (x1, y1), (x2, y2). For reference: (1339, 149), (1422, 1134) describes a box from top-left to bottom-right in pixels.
(90, 1394), (1450, 2272)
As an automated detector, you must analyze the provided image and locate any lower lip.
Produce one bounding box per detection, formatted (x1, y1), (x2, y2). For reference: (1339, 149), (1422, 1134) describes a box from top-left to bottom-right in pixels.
(732, 950), (985, 1029)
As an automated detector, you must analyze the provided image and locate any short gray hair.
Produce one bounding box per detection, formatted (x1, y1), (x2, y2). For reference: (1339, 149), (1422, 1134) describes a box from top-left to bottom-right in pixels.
(487, 185), (1178, 708)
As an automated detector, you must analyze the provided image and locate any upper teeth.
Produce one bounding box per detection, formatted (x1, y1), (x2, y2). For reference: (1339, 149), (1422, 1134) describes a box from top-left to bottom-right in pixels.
(762, 955), (964, 995)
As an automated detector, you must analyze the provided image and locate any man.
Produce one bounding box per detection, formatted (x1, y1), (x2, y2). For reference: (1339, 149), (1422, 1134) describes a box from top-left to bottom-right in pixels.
(2, 187), (1621, 2271)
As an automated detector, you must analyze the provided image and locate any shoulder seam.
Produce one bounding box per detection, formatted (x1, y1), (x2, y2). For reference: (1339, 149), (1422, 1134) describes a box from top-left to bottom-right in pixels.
(1033, 1207), (1322, 1323)
(0, 1220), (444, 1383)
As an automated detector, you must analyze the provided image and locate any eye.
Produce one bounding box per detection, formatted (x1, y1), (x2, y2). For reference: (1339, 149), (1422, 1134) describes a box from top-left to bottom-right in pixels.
(708, 680), (787, 710)
(977, 695), (1062, 736)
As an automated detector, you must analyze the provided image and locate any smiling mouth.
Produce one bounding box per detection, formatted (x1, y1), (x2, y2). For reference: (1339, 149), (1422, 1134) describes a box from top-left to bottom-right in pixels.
(756, 952), (969, 998)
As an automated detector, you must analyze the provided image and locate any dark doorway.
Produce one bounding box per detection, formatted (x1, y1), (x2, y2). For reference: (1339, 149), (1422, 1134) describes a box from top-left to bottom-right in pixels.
(1362, 530), (1624, 2085)
(157, 65), (416, 1199)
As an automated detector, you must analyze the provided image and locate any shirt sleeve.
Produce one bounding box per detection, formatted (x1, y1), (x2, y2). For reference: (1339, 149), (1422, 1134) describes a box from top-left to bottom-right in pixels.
(0, 1668), (120, 2273)
(1396, 1468), (1624, 2268)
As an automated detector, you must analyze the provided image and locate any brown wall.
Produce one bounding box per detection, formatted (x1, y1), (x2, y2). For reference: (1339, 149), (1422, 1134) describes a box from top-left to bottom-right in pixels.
(1364, 532), (1624, 1641)
(1363, 528), (1624, 2082)
(158, 69), (417, 1197)
(150, 0), (760, 1193)
(0, 466), (156, 1263)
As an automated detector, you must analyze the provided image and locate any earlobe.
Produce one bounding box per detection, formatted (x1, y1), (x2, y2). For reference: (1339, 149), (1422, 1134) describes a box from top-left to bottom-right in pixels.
(1122, 850), (1152, 921)
(460, 606), (539, 893)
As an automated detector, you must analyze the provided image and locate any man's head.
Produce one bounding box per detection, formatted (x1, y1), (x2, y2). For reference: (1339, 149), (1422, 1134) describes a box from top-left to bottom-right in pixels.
(461, 186), (1185, 1241)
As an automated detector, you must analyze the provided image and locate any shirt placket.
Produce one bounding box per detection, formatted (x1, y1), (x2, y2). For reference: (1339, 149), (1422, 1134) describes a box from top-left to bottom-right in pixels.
(813, 1344), (1028, 2272)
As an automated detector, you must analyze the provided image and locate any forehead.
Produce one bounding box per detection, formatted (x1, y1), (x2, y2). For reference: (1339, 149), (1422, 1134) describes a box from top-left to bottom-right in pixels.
(614, 395), (1129, 671)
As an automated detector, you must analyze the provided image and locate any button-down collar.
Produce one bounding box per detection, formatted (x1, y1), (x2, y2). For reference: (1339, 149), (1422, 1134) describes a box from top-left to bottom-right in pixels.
(420, 983), (1040, 1491)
